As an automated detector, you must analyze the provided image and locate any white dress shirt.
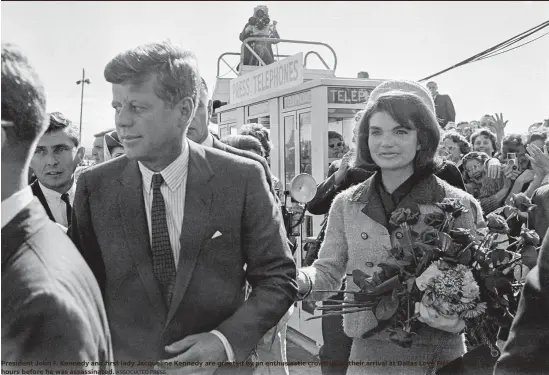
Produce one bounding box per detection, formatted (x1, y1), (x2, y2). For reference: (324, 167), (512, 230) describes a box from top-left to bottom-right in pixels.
(1, 186), (34, 229)
(38, 181), (75, 227)
(137, 140), (235, 362)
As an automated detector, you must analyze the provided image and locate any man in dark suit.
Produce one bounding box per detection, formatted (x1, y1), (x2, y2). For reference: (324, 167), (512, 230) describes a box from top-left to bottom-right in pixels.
(1, 43), (113, 371)
(530, 184), (549, 239)
(427, 81), (456, 129)
(187, 77), (278, 200)
(29, 112), (85, 230)
(70, 41), (297, 375)
(494, 230), (549, 374)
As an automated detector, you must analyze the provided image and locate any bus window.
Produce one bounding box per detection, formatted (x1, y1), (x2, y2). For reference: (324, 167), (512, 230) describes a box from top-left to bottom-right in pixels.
(283, 115), (296, 188)
(327, 108), (361, 174)
(247, 116), (270, 129)
(299, 112), (312, 175)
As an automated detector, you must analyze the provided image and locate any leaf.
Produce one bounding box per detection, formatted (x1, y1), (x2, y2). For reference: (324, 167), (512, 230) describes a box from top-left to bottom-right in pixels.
(387, 328), (414, 348)
(352, 270), (374, 292)
(456, 248), (473, 265)
(374, 275), (402, 295)
(375, 294), (399, 321)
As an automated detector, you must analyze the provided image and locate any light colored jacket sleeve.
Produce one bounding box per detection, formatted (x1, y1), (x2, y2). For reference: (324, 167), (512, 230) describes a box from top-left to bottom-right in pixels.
(300, 192), (349, 301)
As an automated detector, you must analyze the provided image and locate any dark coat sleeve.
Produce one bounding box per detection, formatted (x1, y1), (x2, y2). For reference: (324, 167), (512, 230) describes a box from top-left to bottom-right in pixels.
(69, 172), (107, 294)
(444, 95), (456, 122)
(494, 230), (549, 374)
(435, 161), (466, 191)
(215, 160), (297, 361)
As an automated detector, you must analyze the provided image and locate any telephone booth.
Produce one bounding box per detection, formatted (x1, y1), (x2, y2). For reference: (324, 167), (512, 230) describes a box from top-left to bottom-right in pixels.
(213, 39), (387, 351)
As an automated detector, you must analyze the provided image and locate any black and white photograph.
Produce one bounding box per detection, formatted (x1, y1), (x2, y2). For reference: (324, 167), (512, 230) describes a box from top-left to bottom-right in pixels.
(1, 1), (549, 375)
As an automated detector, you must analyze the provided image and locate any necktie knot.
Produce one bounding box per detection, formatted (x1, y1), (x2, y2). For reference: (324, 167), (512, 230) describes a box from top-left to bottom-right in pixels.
(152, 173), (164, 190)
(61, 193), (70, 204)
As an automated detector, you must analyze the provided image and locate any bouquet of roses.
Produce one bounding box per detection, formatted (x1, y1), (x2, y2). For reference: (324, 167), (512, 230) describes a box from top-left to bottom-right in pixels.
(308, 196), (541, 355)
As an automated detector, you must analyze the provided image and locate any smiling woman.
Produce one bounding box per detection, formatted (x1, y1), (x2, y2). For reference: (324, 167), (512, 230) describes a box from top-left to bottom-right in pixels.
(296, 91), (485, 375)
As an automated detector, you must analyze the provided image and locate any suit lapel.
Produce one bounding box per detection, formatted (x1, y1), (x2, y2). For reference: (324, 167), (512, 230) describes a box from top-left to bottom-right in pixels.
(117, 159), (166, 318)
(30, 181), (55, 222)
(350, 173), (388, 228)
(165, 142), (214, 327)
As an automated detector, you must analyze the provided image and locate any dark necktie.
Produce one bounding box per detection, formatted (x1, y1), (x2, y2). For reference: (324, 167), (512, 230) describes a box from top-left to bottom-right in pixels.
(61, 193), (72, 227)
(150, 173), (176, 306)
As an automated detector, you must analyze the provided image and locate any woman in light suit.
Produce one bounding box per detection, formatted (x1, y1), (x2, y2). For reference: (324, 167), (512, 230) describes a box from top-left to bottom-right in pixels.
(296, 91), (485, 375)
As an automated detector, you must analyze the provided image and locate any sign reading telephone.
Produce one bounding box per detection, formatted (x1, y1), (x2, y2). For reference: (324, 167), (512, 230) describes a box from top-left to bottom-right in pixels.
(327, 87), (373, 104)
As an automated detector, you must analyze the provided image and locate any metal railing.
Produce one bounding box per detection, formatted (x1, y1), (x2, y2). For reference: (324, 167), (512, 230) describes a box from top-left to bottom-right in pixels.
(240, 37), (337, 71)
(216, 38), (338, 78)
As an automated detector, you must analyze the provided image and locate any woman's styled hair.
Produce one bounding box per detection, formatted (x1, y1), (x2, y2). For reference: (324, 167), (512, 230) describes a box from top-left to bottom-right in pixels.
(527, 131), (547, 145)
(443, 130), (472, 155)
(470, 128), (499, 155)
(220, 135), (265, 157)
(104, 41), (200, 111)
(461, 151), (491, 181)
(239, 123), (272, 159)
(355, 92), (441, 173)
(328, 130), (343, 142)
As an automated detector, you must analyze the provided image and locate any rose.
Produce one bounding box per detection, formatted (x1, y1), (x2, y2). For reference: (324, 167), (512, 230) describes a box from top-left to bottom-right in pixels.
(424, 212), (446, 230)
(415, 264), (443, 291)
(486, 213), (510, 234)
(420, 227), (439, 245)
(520, 229), (541, 246)
(389, 208), (420, 227)
(436, 198), (469, 219)
(449, 228), (475, 246)
(415, 301), (466, 333)
(510, 192), (536, 213)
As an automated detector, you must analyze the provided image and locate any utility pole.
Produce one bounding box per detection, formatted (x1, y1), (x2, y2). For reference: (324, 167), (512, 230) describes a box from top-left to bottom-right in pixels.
(76, 69), (91, 142)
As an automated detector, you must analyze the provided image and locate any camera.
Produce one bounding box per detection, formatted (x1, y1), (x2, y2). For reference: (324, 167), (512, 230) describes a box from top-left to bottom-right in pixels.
(249, 8), (270, 29)
(506, 153), (518, 170)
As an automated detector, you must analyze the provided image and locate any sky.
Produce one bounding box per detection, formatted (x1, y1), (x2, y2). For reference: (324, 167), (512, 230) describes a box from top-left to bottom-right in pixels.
(2, 1), (548, 151)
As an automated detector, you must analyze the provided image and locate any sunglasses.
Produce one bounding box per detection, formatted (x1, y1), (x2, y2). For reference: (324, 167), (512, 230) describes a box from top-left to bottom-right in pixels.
(329, 142), (343, 148)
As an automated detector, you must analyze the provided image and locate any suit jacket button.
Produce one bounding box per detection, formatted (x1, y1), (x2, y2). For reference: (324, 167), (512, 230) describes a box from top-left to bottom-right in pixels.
(361, 232), (369, 240)
(395, 231), (403, 239)
(365, 262), (374, 267)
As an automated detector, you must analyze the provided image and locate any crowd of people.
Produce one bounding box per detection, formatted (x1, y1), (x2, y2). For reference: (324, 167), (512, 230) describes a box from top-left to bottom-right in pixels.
(2, 38), (548, 375)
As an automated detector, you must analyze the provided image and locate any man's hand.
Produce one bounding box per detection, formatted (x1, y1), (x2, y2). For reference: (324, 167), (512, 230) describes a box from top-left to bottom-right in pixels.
(156, 333), (227, 375)
(502, 164), (521, 186)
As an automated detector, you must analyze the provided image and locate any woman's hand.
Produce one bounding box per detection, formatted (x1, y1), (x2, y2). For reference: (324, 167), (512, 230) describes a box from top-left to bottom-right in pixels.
(515, 169), (535, 185)
(486, 158), (502, 179)
(502, 163), (521, 182)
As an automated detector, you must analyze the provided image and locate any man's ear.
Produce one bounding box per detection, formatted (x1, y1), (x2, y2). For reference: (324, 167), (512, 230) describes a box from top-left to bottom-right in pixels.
(177, 97), (195, 127)
(75, 146), (85, 165)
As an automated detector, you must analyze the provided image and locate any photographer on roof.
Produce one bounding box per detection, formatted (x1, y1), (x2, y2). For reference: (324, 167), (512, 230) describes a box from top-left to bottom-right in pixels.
(239, 5), (280, 67)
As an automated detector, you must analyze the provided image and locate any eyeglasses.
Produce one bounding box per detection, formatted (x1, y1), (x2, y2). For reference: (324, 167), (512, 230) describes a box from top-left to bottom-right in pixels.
(329, 142), (343, 148)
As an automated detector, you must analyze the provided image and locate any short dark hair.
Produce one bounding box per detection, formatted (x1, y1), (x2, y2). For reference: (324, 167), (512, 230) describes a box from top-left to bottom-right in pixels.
(104, 41), (200, 110)
(470, 128), (498, 154)
(1, 43), (47, 143)
(239, 123), (272, 159)
(328, 131), (343, 142)
(220, 135), (265, 157)
(443, 130), (471, 155)
(502, 133), (523, 148)
(527, 131), (547, 145)
(355, 92), (441, 173)
(47, 112), (80, 147)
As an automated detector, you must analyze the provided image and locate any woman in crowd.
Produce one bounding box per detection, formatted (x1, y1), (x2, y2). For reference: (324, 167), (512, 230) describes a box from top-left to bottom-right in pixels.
(440, 130), (471, 173)
(471, 128), (498, 157)
(296, 92), (484, 375)
(220, 134), (265, 157)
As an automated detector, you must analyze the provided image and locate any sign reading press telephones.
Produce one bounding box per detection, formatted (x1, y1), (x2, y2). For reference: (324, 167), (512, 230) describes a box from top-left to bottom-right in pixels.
(230, 53), (304, 105)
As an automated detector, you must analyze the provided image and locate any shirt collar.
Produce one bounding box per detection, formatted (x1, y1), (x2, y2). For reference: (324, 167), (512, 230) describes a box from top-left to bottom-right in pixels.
(201, 131), (215, 148)
(1, 186), (34, 229)
(38, 180), (76, 201)
(139, 140), (190, 193)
